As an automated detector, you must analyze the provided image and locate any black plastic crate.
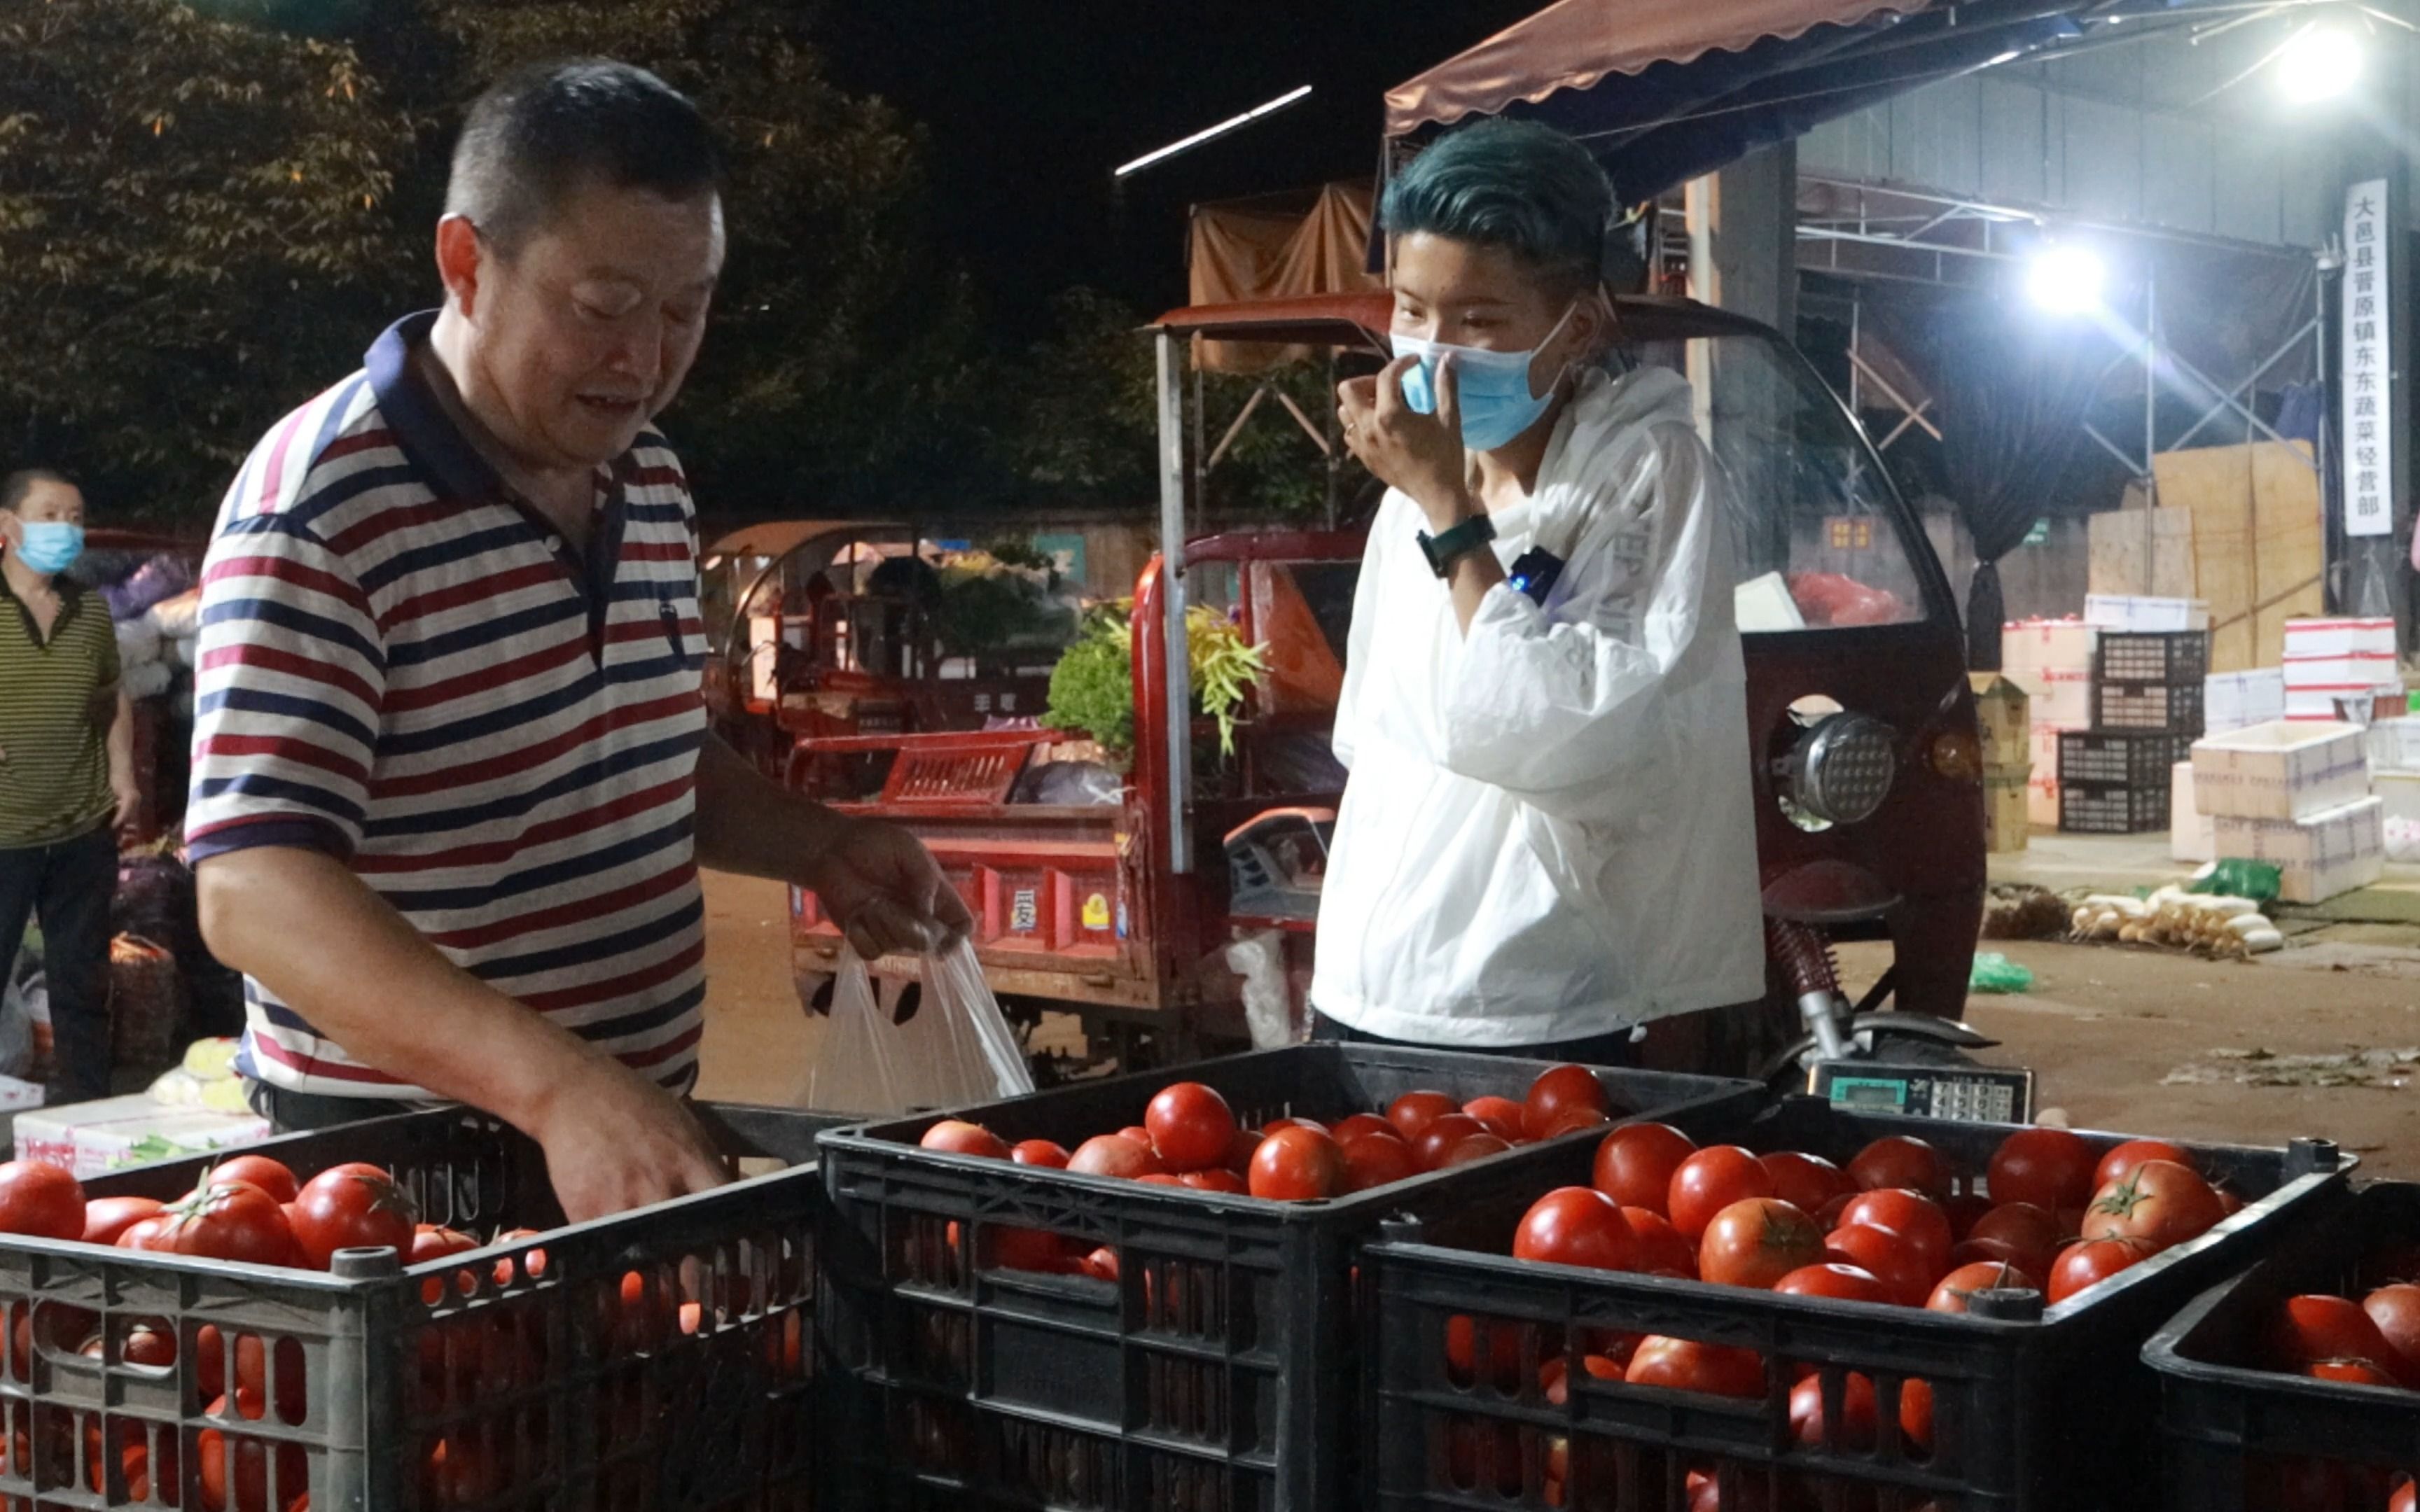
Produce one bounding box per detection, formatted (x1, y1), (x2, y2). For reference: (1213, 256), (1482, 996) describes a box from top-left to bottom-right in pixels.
(814, 1044), (1762, 1511)
(2060, 778), (2172, 834)
(2096, 680), (2206, 736)
(2058, 729), (2190, 788)
(2096, 631), (2209, 687)
(0, 1101), (839, 1511)
(1364, 1098), (2350, 1512)
(2146, 1181), (2420, 1511)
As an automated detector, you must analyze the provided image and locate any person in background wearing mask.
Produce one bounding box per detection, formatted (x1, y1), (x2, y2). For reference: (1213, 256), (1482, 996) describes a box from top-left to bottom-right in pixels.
(186, 60), (970, 1222)
(0, 468), (139, 1105)
(1314, 119), (1762, 1063)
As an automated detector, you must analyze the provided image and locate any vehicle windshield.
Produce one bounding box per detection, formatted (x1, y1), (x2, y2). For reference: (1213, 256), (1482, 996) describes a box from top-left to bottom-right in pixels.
(1627, 328), (1945, 633)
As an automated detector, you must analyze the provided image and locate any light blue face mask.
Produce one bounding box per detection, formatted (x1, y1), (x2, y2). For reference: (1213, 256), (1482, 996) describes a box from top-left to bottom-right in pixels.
(1391, 302), (1579, 452)
(11, 522), (83, 575)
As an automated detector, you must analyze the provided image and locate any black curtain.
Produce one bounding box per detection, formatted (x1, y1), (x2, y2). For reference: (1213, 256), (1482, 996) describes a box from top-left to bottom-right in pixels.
(1884, 301), (2109, 668)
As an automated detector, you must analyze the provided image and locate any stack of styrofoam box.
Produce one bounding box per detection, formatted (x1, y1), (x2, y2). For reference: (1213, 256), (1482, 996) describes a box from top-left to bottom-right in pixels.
(2283, 617), (2401, 722)
(2171, 760), (2216, 864)
(2204, 668), (2288, 734)
(2003, 618), (2097, 828)
(2191, 720), (2384, 903)
(12, 1093), (272, 1177)
(2367, 715), (2420, 827)
(2085, 595), (2211, 634)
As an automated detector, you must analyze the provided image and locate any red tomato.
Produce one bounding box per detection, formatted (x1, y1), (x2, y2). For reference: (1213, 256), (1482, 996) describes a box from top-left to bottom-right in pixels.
(1539, 1106), (1613, 1139)
(1134, 1174), (1188, 1187)
(1950, 1238), (2034, 1275)
(919, 1121), (1010, 1159)
(1329, 1114), (1397, 1147)
(1178, 1168), (1248, 1194)
(408, 1226), (480, 1306)
(1010, 1140), (1071, 1168)
(1338, 1133), (1418, 1193)
(2308, 1359), (2401, 1387)
(1987, 1128), (2097, 1212)
(0, 1161), (85, 1241)
(1443, 1313), (1541, 1392)
(1900, 1378), (1935, 1452)
(1146, 1083), (1237, 1172)
(1774, 1263), (1893, 1306)
(2094, 1138), (2195, 1191)
(1538, 1353), (1625, 1404)
(1698, 1198), (1825, 1290)
(1522, 1065), (1611, 1140)
(1260, 1117), (1325, 1138)
(1760, 1151), (1851, 1215)
(1620, 1208), (1697, 1279)
(1966, 1203), (2063, 1274)
(1790, 1371), (1879, 1450)
(1823, 1225), (1935, 1308)
(1512, 1188), (1637, 1272)
(144, 1182), (300, 1267)
(1248, 1126), (1345, 1201)
(210, 1156), (302, 1207)
(489, 1228), (548, 1288)
(289, 1163), (416, 1270)
(2273, 1294), (2408, 1379)
(1225, 1128), (1263, 1175)
(122, 1320), (176, 1369)
(81, 1196), (165, 1247)
(1463, 1096), (1527, 1142)
(1411, 1114), (1487, 1172)
(1927, 1261), (2039, 1313)
(2362, 1284), (2420, 1378)
(2080, 1161), (2223, 1251)
(1441, 1133), (1512, 1168)
(2395, 1480), (2417, 1512)
(1848, 1136), (1947, 1198)
(1078, 1247), (1120, 1282)
(1839, 1190), (1953, 1277)
(1386, 1091), (1460, 1144)
(1667, 1147), (1774, 1242)
(1625, 1336), (1765, 1398)
(1067, 1135), (1164, 1180)
(1592, 1124), (1695, 1214)
(199, 1394), (307, 1512)
(989, 1226), (1074, 1273)
(2045, 1237), (2156, 1305)
(1943, 1194), (1994, 1241)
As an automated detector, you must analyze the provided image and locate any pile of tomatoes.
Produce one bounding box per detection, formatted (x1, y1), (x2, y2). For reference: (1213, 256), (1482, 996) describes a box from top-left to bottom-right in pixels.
(1438, 1124), (2244, 1505)
(2267, 1276), (2420, 1394)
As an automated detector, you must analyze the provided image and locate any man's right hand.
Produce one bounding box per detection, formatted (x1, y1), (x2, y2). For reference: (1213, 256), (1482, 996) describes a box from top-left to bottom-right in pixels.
(527, 1056), (732, 1224)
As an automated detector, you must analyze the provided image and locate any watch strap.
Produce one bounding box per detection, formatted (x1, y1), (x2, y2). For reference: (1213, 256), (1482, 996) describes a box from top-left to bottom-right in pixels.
(1418, 513), (1497, 578)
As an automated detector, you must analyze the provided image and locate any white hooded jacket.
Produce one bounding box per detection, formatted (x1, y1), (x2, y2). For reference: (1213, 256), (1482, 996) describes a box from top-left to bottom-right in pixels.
(1310, 364), (1763, 1046)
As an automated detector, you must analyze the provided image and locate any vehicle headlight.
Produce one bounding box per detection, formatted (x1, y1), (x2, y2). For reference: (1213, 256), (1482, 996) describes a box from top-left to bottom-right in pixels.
(1779, 712), (1898, 826)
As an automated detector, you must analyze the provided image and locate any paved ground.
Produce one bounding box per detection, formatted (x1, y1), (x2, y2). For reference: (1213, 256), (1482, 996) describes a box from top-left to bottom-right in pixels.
(694, 833), (2420, 1177)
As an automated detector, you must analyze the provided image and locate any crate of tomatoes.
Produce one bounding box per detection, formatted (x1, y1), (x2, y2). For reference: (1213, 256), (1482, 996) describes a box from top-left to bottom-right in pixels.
(1362, 1096), (2350, 1512)
(0, 1101), (838, 1512)
(2146, 1180), (2420, 1511)
(812, 1043), (1762, 1512)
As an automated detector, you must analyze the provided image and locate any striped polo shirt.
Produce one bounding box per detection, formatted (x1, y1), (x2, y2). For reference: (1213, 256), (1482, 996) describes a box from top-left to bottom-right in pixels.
(186, 311), (710, 1100)
(0, 575), (120, 848)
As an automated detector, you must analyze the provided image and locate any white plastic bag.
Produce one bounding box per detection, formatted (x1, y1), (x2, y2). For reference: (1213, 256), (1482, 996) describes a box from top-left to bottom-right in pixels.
(801, 943), (1031, 1116)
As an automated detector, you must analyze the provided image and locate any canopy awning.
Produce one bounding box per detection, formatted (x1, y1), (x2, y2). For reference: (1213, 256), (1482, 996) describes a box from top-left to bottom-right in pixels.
(1384, 0), (2191, 203)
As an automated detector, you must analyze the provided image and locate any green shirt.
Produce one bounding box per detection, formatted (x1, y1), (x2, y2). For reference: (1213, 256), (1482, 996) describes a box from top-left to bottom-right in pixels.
(0, 575), (120, 848)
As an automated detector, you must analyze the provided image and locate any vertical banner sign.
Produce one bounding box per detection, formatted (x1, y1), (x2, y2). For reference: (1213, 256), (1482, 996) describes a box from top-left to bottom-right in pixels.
(2342, 178), (2391, 538)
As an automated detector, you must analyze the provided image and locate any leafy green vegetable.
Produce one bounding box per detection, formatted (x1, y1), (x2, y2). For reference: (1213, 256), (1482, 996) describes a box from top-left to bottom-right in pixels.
(1043, 602), (1266, 761)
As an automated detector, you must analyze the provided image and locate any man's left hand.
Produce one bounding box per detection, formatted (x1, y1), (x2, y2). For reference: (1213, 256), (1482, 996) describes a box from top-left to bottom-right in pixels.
(799, 817), (977, 960)
(111, 774), (143, 840)
(1339, 354), (1474, 530)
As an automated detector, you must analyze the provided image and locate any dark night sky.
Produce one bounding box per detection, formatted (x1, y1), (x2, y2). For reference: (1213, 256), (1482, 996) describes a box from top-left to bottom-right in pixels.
(817, 1), (1541, 340)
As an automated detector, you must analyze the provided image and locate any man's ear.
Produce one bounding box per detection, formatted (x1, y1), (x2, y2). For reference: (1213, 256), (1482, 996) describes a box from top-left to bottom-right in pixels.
(435, 215), (485, 317)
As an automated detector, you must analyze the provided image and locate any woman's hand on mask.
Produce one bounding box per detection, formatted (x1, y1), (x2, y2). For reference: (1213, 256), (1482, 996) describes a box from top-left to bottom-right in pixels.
(1339, 355), (1475, 530)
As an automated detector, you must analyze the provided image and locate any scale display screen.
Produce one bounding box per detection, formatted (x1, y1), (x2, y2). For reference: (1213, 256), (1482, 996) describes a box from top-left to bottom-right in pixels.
(1809, 1062), (2036, 1124)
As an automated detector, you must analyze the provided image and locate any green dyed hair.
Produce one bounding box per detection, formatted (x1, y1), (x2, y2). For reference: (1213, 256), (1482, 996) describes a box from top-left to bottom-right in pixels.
(1383, 120), (1615, 298)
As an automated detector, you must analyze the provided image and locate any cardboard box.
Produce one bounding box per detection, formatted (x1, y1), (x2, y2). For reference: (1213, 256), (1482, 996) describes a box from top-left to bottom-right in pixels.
(2192, 721), (2370, 820)
(2008, 668), (2093, 729)
(2205, 668), (2287, 733)
(1968, 673), (2030, 774)
(2027, 724), (2078, 828)
(2085, 595), (2211, 633)
(2171, 762), (2216, 863)
(2002, 619), (2098, 673)
(2283, 617), (2397, 659)
(2213, 796), (2386, 904)
(1984, 771), (2031, 853)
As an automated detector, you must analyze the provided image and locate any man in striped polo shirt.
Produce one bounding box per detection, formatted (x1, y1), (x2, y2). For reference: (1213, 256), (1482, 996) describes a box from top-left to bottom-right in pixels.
(1, 469), (139, 1104)
(188, 62), (970, 1220)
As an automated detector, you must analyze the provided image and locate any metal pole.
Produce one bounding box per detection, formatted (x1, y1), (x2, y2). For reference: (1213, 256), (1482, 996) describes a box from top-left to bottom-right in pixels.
(1191, 365), (1207, 538)
(1325, 352), (1341, 533)
(2317, 246), (2339, 612)
(2144, 262), (2159, 510)
(1156, 330), (1194, 876)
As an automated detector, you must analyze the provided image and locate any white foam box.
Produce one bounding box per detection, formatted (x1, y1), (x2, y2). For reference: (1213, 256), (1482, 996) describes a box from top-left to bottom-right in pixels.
(2283, 652), (2399, 690)
(2003, 618), (2098, 673)
(2086, 595), (2210, 632)
(2213, 795), (2386, 904)
(2377, 770), (2420, 827)
(2365, 716), (2420, 774)
(13, 1094), (161, 1171)
(73, 1110), (272, 1179)
(2008, 668), (2093, 729)
(2287, 688), (2407, 723)
(2171, 762), (2216, 863)
(2283, 617), (2397, 659)
(2192, 720), (2370, 820)
(2205, 668), (2288, 734)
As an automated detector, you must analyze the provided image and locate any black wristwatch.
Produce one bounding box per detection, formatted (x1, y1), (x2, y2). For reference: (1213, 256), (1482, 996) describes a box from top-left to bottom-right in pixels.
(1417, 513), (1497, 578)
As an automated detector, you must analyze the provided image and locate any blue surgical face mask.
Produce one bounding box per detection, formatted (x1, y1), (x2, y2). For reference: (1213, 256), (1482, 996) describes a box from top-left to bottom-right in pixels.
(1391, 302), (1579, 452)
(11, 522), (83, 575)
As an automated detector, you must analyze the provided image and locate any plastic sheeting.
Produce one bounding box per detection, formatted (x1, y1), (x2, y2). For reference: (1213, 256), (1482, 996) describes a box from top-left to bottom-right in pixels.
(1188, 183), (1383, 372)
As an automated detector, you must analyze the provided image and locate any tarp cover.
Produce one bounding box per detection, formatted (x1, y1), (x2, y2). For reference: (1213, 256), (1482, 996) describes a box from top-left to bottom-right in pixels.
(1385, 0), (1928, 136)
(1188, 183), (1383, 372)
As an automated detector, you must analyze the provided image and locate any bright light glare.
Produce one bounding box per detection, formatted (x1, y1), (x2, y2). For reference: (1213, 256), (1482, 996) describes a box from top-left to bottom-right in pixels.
(1114, 85), (1314, 178)
(2276, 25), (2363, 102)
(2026, 245), (2105, 314)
